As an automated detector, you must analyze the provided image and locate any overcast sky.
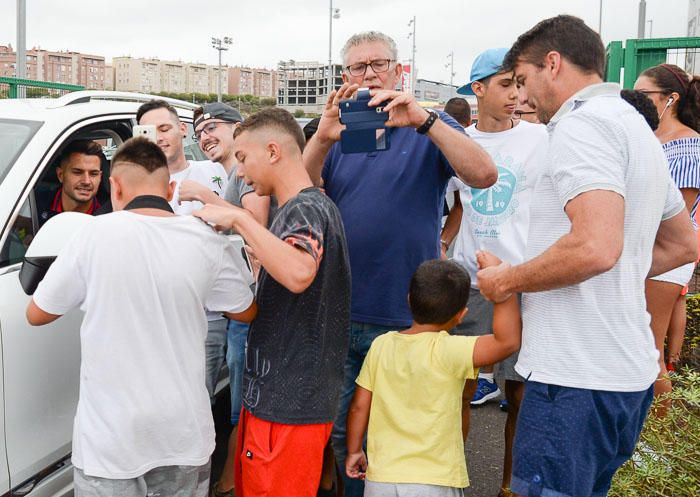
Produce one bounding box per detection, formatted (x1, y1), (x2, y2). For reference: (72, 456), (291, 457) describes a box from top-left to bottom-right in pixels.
(1, 0), (691, 85)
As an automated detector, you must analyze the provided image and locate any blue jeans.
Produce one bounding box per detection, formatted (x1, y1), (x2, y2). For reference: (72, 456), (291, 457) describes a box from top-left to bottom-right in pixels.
(205, 318), (228, 404)
(226, 320), (249, 425)
(332, 321), (401, 497)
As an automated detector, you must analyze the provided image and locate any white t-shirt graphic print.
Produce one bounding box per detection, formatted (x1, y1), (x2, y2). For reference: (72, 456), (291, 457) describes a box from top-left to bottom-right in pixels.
(33, 211), (254, 478)
(448, 120), (548, 287)
(170, 160), (228, 215)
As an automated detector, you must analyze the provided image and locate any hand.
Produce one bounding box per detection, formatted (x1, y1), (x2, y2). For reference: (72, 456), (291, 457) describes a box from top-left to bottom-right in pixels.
(345, 451), (367, 480)
(244, 244), (261, 281)
(440, 244), (448, 260)
(316, 82), (360, 144)
(369, 89), (430, 129)
(476, 252), (513, 303)
(192, 204), (249, 232)
(476, 250), (503, 269)
(179, 180), (215, 203)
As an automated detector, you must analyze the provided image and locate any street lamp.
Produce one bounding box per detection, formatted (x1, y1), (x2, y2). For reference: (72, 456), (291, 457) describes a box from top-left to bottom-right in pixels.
(445, 51), (455, 87)
(647, 19), (653, 38)
(407, 17), (417, 95)
(328, 1), (341, 102)
(212, 36), (232, 102)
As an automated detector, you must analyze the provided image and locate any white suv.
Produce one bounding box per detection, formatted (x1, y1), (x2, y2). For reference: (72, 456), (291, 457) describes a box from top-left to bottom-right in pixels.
(0, 91), (208, 496)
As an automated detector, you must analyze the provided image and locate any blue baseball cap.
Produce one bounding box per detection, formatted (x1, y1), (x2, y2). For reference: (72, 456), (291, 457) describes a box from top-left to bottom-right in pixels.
(457, 48), (510, 96)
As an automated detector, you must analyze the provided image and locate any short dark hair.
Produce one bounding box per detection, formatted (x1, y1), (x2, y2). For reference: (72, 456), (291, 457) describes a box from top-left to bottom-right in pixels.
(193, 106), (204, 125)
(111, 137), (168, 173)
(503, 15), (605, 78)
(303, 118), (321, 142)
(234, 107), (306, 152)
(409, 260), (471, 325)
(641, 64), (700, 132)
(58, 140), (106, 168)
(443, 98), (472, 127)
(620, 89), (660, 131)
(136, 99), (180, 124)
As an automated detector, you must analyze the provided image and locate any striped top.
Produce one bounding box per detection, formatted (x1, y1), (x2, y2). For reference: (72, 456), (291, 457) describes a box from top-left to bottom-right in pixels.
(665, 137), (700, 228)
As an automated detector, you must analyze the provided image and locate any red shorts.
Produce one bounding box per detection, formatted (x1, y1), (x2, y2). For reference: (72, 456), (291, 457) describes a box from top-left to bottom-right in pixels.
(234, 408), (332, 497)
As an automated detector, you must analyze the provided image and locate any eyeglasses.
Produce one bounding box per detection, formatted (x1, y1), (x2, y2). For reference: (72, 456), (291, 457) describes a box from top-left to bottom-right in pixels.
(513, 110), (536, 120)
(192, 121), (232, 142)
(345, 59), (395, 77)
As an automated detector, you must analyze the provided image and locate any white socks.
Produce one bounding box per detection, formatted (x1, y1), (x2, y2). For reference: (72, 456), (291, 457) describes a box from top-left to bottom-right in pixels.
(479, 372), (495, 383)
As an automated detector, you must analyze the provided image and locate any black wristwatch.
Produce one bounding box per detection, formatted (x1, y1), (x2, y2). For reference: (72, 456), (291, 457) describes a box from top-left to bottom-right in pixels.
(416, 109), (439, 134)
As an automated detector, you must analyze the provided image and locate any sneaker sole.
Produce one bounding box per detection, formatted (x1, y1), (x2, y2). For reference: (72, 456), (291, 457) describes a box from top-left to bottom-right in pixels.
(470, 389), (501, 406)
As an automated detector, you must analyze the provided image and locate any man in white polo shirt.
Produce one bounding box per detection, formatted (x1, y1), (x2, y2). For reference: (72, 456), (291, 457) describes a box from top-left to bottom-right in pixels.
(26, 137), (256, 496)
(477, 15), (697, 497)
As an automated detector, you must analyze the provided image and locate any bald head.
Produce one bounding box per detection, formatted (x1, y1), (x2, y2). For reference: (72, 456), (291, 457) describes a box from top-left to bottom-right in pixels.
(109, 137), (172, 210)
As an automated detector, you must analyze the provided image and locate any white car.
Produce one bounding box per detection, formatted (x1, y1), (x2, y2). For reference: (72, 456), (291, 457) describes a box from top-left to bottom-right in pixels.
(0, 91), (212, 496)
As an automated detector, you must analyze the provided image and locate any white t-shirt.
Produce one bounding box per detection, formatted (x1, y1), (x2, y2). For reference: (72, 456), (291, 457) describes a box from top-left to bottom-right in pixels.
(33, 211), (254, 478)
(518, 83), (686, 392)
(170, 160), (228, 215)
(448, 121), (548, 286)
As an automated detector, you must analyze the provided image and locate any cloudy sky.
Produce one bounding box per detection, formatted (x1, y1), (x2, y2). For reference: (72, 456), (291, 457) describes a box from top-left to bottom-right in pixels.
(2, 0), (691, 85)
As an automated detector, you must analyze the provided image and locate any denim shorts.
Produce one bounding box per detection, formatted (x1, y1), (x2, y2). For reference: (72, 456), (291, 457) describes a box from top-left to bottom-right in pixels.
(511, 381), (653, 497)
(226, 320), (249, 425)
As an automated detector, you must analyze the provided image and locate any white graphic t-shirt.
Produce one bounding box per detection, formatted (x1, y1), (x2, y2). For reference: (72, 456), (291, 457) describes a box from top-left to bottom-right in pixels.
(169, 160), (228, 215)
(448, 121), (549, 286)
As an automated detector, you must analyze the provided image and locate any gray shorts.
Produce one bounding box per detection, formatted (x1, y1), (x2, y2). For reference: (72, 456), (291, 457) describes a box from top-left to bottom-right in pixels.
(74, 460), (211, 497)
(365, 480), (463, 497)
(451, 287), (524, 382)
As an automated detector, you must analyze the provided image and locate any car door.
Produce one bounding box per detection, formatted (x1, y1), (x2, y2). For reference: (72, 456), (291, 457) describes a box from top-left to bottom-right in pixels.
(0, 115), (132, 496)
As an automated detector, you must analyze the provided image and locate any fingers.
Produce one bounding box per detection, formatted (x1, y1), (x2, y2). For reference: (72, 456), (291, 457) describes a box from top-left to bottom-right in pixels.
(476, 250), (502, 269)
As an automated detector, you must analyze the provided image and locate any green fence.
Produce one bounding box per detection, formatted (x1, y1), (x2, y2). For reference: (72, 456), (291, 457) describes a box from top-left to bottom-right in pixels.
(0, 77), (84, 99)
(606, 37), (700, 88)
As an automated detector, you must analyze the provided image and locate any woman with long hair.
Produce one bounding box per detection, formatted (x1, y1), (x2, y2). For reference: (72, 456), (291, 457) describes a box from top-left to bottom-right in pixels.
(635, 63), (700, 402)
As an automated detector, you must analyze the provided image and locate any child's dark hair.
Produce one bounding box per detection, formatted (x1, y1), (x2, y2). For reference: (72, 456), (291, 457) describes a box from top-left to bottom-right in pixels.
(620, 89), (659, 131)
(409, 260), (471, 325)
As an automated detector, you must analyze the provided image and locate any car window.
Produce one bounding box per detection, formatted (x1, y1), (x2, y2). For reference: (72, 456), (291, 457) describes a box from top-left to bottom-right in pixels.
(0, 198), (33, 268)
(0, 119), (43, 187)
(183, 121), (207, 162)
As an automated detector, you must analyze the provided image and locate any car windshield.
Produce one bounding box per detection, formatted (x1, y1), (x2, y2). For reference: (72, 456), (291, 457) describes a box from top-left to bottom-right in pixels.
(0, 119), (43, 187)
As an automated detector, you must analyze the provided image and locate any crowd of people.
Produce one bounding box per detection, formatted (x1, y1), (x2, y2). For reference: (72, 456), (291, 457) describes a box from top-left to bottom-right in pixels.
(23, 12), (700, 497)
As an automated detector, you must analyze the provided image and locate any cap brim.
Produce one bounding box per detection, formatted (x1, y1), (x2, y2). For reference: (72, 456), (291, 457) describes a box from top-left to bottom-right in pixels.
(456, 82), (475, 96)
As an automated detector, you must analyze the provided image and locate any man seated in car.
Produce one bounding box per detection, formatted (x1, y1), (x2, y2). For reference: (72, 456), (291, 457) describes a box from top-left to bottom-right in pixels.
(36, 140), (104, 225)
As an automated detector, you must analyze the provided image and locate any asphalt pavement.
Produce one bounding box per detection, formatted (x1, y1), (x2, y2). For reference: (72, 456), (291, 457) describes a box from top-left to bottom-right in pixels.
(210, 388), (509, 497)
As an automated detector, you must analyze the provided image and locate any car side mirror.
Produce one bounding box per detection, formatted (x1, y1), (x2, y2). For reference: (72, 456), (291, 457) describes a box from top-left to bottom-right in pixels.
(20, 212), (95, 295)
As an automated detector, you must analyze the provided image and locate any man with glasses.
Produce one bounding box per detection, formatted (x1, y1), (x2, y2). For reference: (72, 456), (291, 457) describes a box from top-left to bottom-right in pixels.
(137, 100), (228, 216)
(440, 47), (548, 497)
(303, 31), (497, 497)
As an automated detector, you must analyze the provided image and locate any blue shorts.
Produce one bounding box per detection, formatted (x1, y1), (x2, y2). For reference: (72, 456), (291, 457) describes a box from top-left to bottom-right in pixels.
(511, 381), (653, 497)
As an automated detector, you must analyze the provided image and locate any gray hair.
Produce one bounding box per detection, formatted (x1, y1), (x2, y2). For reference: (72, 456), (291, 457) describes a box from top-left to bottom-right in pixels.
(340, 31), (398, 66)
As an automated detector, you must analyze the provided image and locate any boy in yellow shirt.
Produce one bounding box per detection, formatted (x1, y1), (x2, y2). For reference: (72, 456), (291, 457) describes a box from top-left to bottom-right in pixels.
(345, 254), (521, 496)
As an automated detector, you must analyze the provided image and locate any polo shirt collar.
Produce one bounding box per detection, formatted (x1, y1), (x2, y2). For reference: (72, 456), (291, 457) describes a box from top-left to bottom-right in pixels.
(548, 82), (621, 128)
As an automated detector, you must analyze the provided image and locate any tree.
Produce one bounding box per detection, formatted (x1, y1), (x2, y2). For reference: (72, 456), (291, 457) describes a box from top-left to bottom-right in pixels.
(293, 109), (306, 118)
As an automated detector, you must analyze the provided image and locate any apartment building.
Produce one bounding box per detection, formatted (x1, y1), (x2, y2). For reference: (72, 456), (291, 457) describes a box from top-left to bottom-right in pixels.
(0, 44), (105, 89)
(228, 66), (278, 97)
(277, 60), (343, 114)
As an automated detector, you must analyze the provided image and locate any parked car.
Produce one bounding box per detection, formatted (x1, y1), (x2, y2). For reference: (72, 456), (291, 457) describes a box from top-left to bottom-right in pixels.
(0, 91), (215, 496)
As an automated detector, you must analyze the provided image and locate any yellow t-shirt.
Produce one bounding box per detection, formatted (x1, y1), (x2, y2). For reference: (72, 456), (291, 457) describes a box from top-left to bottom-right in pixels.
(356, 331), (479, 488)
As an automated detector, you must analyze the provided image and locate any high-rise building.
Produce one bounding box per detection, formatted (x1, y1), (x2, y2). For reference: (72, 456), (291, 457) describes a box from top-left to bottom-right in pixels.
(276, 60), (343, 114)
(0, 45), (105, 89)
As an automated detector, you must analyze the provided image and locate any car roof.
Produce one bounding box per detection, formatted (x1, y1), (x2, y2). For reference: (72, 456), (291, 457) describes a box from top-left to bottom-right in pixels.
(0, 90), (199, 123)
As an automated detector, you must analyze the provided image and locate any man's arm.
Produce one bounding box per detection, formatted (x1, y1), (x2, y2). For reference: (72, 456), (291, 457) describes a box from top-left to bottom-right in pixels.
(478, 189), (624, 302)
(240, 192), (270, 227)
(303, 83), (359, 186)
(346, 386), (371, 480)
(193, 204), (318, 294)
(648, 209), (697, 278)
(26, 299), (62, 326)
(440, 191), (462, 259)
(223, 301), (257, 323)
